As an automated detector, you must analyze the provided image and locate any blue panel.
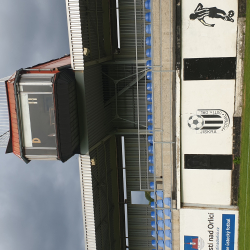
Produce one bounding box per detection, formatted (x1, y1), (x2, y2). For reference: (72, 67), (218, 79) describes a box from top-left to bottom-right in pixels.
(184, 236), (198, 250)
(222, 214), (235, 250)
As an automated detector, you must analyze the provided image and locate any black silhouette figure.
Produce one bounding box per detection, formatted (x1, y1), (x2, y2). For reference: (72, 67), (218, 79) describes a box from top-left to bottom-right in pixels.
(190, 3), (234, 27)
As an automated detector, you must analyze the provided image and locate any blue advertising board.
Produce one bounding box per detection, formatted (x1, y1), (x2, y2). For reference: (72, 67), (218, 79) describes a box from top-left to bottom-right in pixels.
(222, 214), (235, 250)
(180, 209), (238, 250)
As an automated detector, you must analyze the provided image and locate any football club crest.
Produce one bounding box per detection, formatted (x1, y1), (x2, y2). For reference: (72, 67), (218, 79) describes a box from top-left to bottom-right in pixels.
(187, 109), (230, 134)
(184, 236), (204, 250)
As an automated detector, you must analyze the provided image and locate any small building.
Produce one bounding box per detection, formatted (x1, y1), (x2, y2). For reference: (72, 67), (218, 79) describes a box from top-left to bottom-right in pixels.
(5, 56), (80, 162)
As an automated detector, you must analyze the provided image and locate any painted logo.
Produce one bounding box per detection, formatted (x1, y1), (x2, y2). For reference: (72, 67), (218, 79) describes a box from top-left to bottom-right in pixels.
(187, 109), (230, 134)
(190, 3), (234, 27)
(184, 236), (204, 250)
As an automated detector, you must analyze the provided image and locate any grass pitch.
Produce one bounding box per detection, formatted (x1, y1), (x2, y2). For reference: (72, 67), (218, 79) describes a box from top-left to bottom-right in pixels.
(238, 3), (250, 249)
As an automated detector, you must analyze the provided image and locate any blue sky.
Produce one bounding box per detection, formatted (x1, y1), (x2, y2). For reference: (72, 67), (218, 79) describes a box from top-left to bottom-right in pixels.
(0, 1), (85, 249)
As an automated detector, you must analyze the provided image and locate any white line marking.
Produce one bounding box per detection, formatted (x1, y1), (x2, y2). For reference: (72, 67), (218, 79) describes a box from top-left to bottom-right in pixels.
(243, 122), (250, 250)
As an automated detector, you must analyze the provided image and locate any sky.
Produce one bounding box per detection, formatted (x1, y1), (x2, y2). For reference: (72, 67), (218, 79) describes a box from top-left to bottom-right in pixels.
(0, 1), (85, 250)
(131, 191), (149, 204)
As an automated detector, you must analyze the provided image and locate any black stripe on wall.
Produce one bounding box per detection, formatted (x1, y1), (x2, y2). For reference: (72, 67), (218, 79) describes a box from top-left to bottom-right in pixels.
(201, 126), (221, 130)
(202, 115), (221, 118)
(205, 121), (223, 124)
(184, 57), (236, 80)
(184, 154), (232, 170)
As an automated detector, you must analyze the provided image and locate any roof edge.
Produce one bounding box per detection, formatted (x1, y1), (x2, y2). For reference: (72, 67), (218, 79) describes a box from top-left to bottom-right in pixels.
(65, 0), (84, 70)
(79, 155), (97, 250)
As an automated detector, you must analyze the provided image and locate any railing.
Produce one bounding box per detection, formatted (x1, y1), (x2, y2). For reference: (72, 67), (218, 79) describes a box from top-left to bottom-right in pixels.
(132, 0), (175, 249)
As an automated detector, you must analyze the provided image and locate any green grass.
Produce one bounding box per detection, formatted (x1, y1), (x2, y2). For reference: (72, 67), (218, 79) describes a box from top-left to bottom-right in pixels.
(238, 3), (250, 250)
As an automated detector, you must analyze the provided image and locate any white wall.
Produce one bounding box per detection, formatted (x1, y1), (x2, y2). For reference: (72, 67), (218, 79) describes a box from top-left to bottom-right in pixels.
(181, 81), (235, 155)
(182, 0), (238, 59)
(181, 81), (234, 205)
(181, 0), (238, 205)
(181, 167), (232, 205)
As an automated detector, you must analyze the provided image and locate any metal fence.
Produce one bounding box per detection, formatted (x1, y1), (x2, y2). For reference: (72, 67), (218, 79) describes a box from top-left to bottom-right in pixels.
(127, 205), (154, 250)
(102, 63), (148, 130)
(109, 0), (175, 249)
(125, 135), (154, 249)
(90, 139), (116, 250)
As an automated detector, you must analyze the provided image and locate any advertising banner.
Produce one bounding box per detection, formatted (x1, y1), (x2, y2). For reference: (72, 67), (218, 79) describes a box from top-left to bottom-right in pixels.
(180, 209), (238, 250)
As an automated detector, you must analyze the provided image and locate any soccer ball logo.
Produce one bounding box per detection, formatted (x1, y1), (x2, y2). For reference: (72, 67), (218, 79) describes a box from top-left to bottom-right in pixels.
(188, 115), (204, 130)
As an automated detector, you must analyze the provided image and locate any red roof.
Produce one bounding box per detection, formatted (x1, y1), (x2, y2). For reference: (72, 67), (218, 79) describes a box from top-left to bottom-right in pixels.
(30, 55), (71, 70)
(6, 73), (22, 159)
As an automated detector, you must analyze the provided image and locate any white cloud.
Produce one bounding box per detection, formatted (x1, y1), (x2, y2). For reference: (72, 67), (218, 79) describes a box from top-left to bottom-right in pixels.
(0, 150), (84, 250)
(0, 0), (83, 248)
(0, 0), (69, 78)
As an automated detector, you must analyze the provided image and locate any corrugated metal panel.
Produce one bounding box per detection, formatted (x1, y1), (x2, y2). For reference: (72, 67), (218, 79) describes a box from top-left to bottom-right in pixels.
(83, 60), (154, 250)
(89, 139), (117, 250)
(0, 80), (10, 147)
(79, 155), (97, 250)
(78, 0), (106, 62)
(84, 64), (113, 148)
(65, 0), (85, 70)
(125, 136), (152, 192)
(101, 63), (148, 130)
(66, 0), (108, 67)
(53, 70), (80, 162)
(115, 0), (148, 60)
(0, 131), (10, 148)
(124, 135), (153, 250)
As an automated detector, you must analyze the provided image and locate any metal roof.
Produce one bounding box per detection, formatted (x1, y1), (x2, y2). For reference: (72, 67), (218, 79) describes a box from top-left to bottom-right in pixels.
(65, 0), (85, 70)
(79, 155), (97, 250)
